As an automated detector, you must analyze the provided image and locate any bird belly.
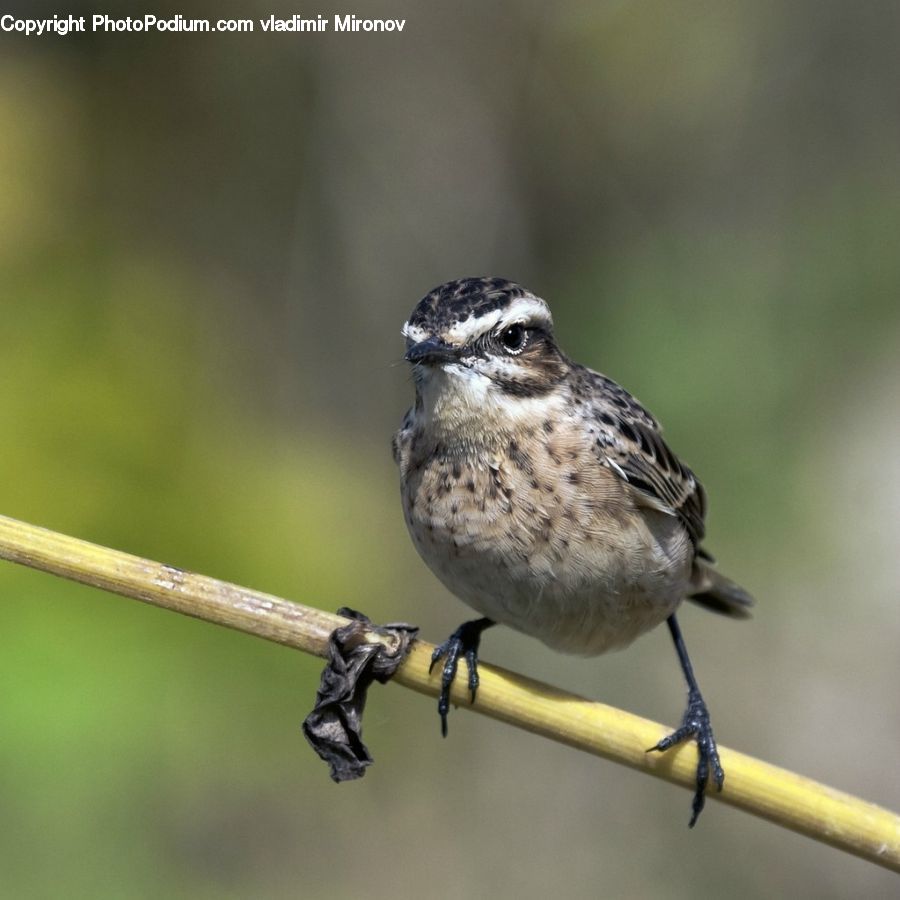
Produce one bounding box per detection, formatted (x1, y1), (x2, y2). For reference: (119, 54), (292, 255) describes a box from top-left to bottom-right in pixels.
(400, 442), (693, 656)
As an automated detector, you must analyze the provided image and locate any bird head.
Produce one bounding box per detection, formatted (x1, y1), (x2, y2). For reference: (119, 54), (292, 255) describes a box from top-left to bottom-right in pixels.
(402, 278), (570, 436)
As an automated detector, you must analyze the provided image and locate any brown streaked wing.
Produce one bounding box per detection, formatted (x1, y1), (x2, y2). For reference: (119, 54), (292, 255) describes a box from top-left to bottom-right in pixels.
(583, 369), (707, 547)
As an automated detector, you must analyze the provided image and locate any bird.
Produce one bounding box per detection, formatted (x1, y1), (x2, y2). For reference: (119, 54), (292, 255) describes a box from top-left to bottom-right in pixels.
(392, 276), (752, 826)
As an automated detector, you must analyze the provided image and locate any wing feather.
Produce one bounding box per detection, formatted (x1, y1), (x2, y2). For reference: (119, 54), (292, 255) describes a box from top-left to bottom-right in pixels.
(582, 369), (707, 547)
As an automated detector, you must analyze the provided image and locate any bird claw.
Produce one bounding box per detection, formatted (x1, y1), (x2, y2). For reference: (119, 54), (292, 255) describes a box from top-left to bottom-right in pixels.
(648, 687), (724, 827)
(429, 618), (492, 737)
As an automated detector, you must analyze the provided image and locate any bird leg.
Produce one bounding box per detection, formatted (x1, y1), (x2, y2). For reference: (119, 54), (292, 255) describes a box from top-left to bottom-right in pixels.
(648, 614), (725, 827)
(429, 617), (495, 736)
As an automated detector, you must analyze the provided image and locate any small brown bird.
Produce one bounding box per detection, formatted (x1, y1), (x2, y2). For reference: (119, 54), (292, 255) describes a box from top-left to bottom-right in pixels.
(393, 277), (752, 825)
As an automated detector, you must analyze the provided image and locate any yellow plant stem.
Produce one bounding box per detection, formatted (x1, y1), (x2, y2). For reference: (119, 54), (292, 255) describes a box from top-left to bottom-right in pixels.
(0, 513), (897, 873)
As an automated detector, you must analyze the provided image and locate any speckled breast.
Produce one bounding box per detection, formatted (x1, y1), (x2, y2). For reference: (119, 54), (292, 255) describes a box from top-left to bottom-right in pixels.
(397, 426), (692, 656)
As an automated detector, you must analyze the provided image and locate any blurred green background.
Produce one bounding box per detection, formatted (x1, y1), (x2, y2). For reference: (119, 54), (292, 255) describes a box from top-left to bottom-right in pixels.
(2, 1), (899, 896)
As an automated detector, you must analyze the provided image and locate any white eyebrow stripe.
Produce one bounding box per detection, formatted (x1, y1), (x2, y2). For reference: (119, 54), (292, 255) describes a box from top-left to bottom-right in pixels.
(445, 297), (552, 344)
(447, 308), (503, 343)
(401, 321), (430, 342)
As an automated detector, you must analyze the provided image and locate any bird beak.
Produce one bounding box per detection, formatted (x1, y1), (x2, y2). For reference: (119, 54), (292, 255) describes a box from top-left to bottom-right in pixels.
(405, 337), (459, 365)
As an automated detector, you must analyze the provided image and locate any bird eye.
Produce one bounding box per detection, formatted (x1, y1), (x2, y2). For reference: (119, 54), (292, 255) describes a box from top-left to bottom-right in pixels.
(499, 323), (528, 354)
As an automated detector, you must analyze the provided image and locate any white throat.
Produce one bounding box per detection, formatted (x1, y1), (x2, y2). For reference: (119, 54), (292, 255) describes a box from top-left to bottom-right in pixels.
(417, 363), (563, 443)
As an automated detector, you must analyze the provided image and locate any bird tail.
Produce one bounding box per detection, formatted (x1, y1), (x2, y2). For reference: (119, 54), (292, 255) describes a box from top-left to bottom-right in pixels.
(688, 556), (754, 618)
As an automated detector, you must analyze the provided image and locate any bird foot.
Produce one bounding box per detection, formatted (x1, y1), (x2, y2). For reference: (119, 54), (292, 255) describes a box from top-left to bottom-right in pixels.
(429, 618), (492, 737)
(648, 687), (724, 827)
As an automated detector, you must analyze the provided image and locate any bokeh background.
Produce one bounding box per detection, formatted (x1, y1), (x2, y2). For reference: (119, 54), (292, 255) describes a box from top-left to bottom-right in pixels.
(2, 1), (899, 896)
